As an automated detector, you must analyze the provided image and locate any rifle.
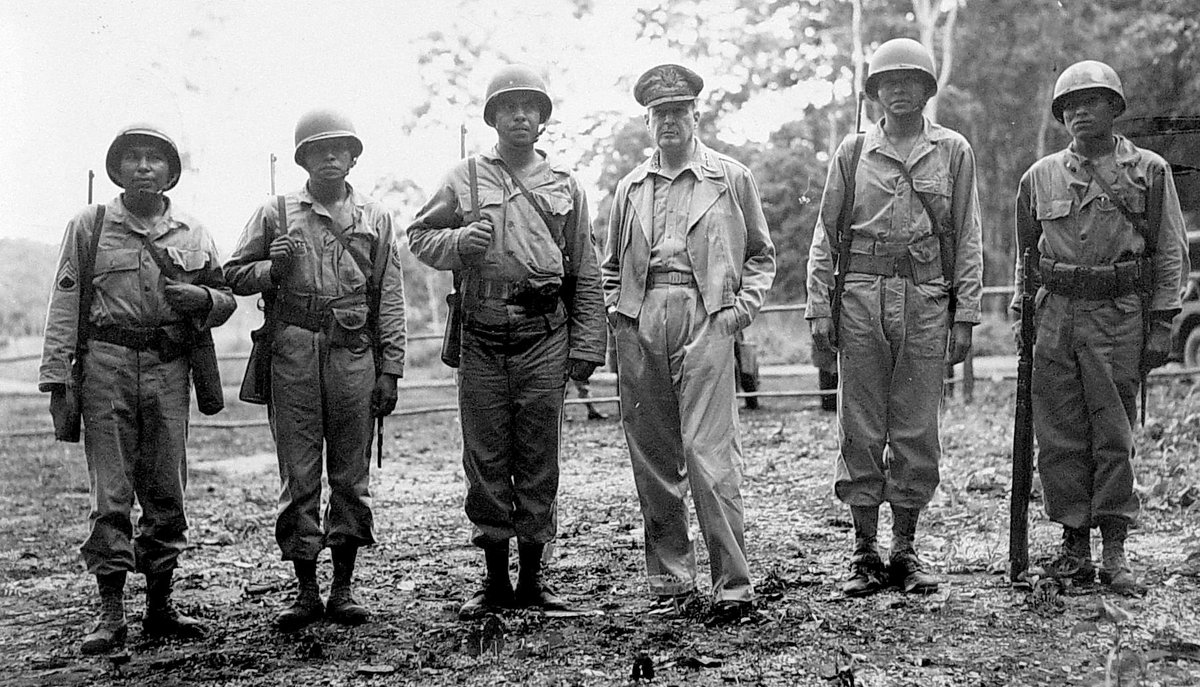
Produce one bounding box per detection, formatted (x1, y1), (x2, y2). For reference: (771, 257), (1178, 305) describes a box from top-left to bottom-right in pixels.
(1009, 247), (1038, 582)
(828, 133), (866, 349)
(238, 195), (286, 404)
(56, 175), (105, 442)
(440, 156), (479, 367)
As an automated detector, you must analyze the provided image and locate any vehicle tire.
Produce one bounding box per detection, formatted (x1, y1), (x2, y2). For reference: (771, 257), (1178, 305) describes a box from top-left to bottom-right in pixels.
(818, 369), (838, 412)
(1185, 326), (1200, 370)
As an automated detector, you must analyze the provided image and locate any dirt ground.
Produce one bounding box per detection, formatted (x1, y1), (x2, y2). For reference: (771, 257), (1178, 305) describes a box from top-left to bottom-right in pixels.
(2, 374), (1200, 687)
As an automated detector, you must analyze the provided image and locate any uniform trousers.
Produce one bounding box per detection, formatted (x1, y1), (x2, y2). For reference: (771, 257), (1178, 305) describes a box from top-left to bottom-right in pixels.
(80, 340), (191, 577)
(1033, 294), (1141, 528)
(270, 324), (376, 561)
(615, 283), (752, 602)
(459, 318), (568, 547)
(834, 275), (948, 509)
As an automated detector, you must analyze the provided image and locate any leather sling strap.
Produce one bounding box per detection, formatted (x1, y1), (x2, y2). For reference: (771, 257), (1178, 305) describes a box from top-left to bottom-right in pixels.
(75, 205), (107, 354)
(490, 157), (572, 275)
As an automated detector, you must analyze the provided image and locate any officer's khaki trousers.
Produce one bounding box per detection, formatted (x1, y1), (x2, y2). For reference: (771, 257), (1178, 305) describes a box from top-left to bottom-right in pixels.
(1033, 294), (1141, 528)
(80, 340), (191, 576)
(835, 276), (947, 509)
(615, 284), (752, 603)
(270, 324), (376, 561)
(459, 320), (568, 547)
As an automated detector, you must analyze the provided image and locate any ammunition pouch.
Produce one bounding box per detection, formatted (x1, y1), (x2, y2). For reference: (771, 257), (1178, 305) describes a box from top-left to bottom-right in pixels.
(91, 322), (223, 414)
(1038, 257), (1151, 300)
(276, 292), (372, 351)
(510, 281), (562, 315)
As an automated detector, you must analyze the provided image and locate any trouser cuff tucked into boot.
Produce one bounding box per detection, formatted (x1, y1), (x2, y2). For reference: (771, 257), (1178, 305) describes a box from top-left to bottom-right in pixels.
(515, 542), (574, 612)
(1098, 519), (1144, 595)
(889, 507), (939, 594)
(1049, 526), (1095, 583)
(143, 570), (206, 638)
(327, 546), (369, 625)
(275, 559), (324, 632)
(81, 572), (128, 655)
(459, 541), (514, 620)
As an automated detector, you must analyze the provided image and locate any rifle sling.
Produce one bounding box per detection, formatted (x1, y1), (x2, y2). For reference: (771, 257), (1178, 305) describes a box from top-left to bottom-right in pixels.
(1079, 159), (1157, 253)
(75, 205), (107, 356)
(490, 157), (572, 274)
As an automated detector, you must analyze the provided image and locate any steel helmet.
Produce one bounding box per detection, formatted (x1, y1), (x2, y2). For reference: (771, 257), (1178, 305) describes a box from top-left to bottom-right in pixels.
(1051, 60), (1126, 122)
(293, 109), (363, 165)
(864, 38), (938, 100)
(483, 64), (552, 126)
(105, 124), (182, 192)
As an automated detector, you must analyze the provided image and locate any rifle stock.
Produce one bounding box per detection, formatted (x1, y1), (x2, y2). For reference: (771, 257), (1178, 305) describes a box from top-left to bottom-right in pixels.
(1009, 248), (1037, 582)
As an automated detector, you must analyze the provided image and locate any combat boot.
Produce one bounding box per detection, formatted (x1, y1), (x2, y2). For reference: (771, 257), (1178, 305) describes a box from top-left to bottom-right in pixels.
(327, 546), (369, 625)
(514, 542), (574, 612)
(1099, 519), (1143, 595)
(143, 570), (206, 638)
(275, 559), (324, 632)
(842, 506), (887, 597)
(889, 506), (939, 594)
(459, 542), (514, 620)
(1048, 526), (1095, 584)
(80, 572), (127, 655)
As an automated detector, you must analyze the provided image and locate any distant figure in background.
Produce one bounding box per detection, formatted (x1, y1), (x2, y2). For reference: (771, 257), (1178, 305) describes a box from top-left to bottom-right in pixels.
(806, 38), (982, 598)
(40, 124), (235, 654)
(224, 109), (406, 630)
(1012, 60), (1187, 594)
(408, 65), (606, 619)
(603, 64), (775, 625)
(569, 377), (609, 420)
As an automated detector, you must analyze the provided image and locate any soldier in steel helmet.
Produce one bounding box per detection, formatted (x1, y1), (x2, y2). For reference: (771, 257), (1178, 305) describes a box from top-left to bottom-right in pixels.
(603, 64), (775, 625)
(408, 64), (605, 619)
(806, 38), (983, 597)
(224, 110), (406, 630)
(39, 124), (236, 654)
(1012, 60), (1187, 594)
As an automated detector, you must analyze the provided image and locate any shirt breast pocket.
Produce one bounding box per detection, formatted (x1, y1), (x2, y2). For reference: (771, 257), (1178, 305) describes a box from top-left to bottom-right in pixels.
(1036, 198), (1073, 223)
(164, 247), (209, 275)
(93, 248), (141, 292)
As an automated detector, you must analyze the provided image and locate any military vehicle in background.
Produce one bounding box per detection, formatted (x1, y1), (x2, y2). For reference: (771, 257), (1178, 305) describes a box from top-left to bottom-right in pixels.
(1120, 116), (1200, 367)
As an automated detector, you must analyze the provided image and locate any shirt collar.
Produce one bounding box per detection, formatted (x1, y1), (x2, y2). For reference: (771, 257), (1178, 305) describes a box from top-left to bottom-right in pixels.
(1063, 134), (1142, 171)
(107, 194), (186, 233)
(631, 139), (723, 183)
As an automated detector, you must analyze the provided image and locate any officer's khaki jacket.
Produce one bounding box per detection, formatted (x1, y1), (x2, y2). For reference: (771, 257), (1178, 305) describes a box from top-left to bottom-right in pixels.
(602, 141), (776, 329)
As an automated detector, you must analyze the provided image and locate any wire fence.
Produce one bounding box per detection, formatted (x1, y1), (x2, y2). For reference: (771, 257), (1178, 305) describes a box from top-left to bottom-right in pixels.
(4, 287), (1197, 438)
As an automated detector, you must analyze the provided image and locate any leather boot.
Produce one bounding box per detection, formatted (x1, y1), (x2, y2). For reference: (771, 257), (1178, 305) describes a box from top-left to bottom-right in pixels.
(889, 506), (939, 594)
(842, 506), (886, 597)
(80, 572), (127, 655)
(459, 542), (514, 620)
(143, 570), (206, 638)
(1049, 526), (1095, 583)
(515, 542), (573, 611)
(327, 546), (369, 625)
(275, 559), (324, 632)
(1099, 519), (1143, 595)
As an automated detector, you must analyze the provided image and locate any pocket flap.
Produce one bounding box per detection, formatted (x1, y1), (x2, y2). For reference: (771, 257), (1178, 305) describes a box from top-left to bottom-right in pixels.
(1036, 198), (1073, 221)
(165, 247), (209, 272)
(907, 234), (941, 264)
(912, 176), (950, 196)
(535, 189), (573, 216)
(94, 248), (140, 273)
(331, 307), (368, 331)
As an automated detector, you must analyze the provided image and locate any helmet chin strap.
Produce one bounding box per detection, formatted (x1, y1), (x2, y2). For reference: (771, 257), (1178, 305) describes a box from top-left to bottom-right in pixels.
(122, 187), (166, 217)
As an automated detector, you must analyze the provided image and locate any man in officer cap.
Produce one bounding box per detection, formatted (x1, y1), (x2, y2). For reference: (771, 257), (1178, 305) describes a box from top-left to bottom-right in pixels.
(224, 109), (406, 630)
(603, 64), (775, 624)
(409, 64), (605, 619)
(40, 124), (236, 653)
(806, 38), (983, 597)
(1012, 60), (1187, 594)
